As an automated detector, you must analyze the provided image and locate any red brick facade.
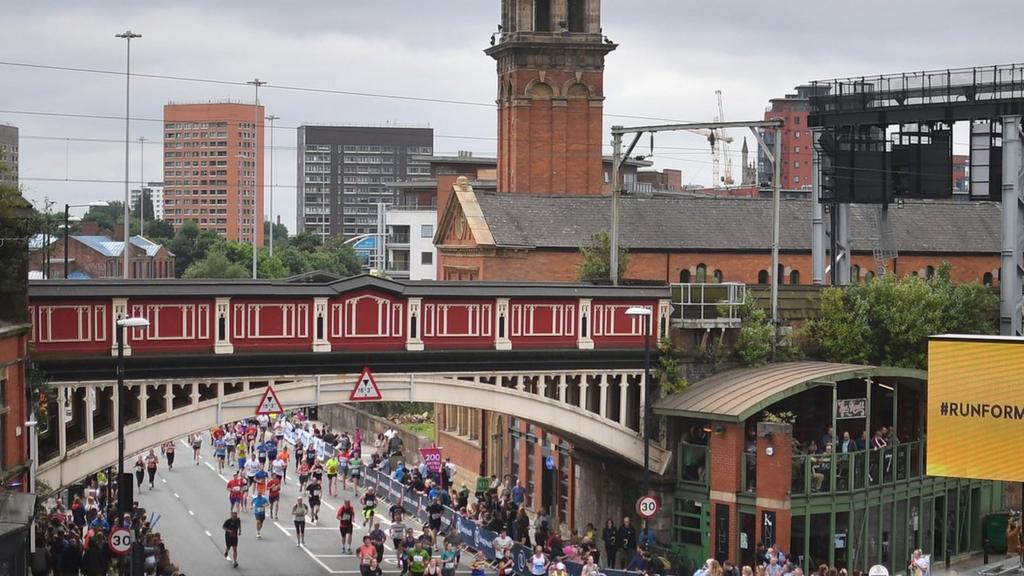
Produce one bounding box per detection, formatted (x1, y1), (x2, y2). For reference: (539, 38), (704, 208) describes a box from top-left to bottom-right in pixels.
(0, 325), (30, 488)
(30, 236), (175, 279)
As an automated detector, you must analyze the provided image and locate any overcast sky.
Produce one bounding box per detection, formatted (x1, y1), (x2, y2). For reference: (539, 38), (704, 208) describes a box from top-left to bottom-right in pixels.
(3, 1), (1021, 232)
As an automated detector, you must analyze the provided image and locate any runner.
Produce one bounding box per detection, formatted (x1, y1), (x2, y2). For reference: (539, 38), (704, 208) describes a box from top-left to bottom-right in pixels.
(306, 475), (323, 525)
(268, 473), (282, 519)
(291, 497), (309, 547)
(497, 549), (516, 576)
(529, 545), (549, 576)
(144, 449), (159, 489)
(325, 454), (339, 497)
(236, 440), (248, 471)
(408, 539), (431, 576)
(365, 557), (384, 576)
(338, 449), (351, 491)
(222, 511), (241, 568)
(361, 486), (377, 527)
(390, 504), (407, 561)
(298, 460), (310, 491)
(349, 450), (363, 489)
(256, 440), (268, 469)
(311, 460), (325, 488)
(471, 551), (488, 576)
(370, 522), (387, 563)
(225, 430), (236, 466)
(190, 433), (202, 465)
(162, 440), (176, 470)
(253, 467), (269, 498)
(271, 453), (286, 482)
(133, 455), (145, 489)
(426, 497), (443, 537)
(358, 535), (378, 573)
(214, 435), (227, 473)
(337, 499), (356, 554)
(244, 456), (260, 500)
(425, 558), (443, 576)
(277, 445), (290, 484)
(295, 441), (305, 472)
(251, 491), (269, 539)
(440, 541), (458, 576)
(227, 471), (246, 513)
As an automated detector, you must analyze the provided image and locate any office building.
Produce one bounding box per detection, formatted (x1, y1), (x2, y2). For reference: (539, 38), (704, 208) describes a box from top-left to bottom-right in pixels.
(0, 124), (18, 186)
(162, 102), (264, 244)
(296, 125), (433, 240)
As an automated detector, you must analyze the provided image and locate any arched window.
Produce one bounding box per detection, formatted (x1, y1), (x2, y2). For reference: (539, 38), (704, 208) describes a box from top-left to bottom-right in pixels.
(925, 265), (935, 279)
(865, 271), (875, 282)
(789, 270), (801, 285)
(777, 264), (785, 282)
(533, 0), (552, 31)
(852, 265), (861, 283)
(757, 270), (769, 284)
(680, 269), (691, 283)
(983, 272), (994, 287)
(713, 269), (723, 283)
(695, 263), (707, 283)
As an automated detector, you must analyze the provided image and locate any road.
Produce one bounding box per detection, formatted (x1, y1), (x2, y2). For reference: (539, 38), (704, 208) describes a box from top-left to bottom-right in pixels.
(131, 437), (434, 575)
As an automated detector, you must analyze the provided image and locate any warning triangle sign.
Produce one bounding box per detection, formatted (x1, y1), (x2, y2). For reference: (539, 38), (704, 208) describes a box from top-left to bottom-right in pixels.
(255, 385), (284, 415)
(350, 367), (382, 401)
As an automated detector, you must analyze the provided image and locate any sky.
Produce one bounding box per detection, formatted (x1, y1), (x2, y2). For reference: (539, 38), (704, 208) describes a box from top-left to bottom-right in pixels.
(3, 1), (1022, 232)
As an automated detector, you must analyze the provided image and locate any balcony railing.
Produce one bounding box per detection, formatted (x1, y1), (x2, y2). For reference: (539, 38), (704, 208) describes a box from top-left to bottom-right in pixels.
(677, 442), (708, 487)
(790, 441), (925, 496)
(670, 283), (745, 329)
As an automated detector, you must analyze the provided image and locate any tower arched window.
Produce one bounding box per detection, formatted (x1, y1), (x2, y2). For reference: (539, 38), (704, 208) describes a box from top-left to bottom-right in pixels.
(695, 264), (707, 283)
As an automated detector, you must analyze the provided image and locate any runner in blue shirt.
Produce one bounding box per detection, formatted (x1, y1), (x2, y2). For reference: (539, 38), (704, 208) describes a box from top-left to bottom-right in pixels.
(252, 493), (269, 539)
(214, 437), (227, 473)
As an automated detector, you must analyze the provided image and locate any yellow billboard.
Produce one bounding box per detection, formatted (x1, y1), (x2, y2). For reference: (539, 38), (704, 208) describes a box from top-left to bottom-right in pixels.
(928, 335), (1024, 482)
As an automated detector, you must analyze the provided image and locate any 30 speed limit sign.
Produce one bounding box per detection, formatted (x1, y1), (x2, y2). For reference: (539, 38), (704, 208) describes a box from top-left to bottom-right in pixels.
(108, 527), (133, 556)
(636, 495), (660, 519)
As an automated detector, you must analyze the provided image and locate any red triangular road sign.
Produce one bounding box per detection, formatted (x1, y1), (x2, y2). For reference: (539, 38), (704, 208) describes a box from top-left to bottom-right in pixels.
(350, 367), (382, 401)
(255, 385), (284, 415)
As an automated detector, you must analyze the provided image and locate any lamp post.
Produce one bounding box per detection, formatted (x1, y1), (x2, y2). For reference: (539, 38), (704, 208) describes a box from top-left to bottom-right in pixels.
(115, 317), (149, 518)
(115, 30), (141, 279)
(246, 78), (266, 279)
(138, 136), (147, 236)
(625, 306), (653, 496)
(64, 201), (109, 278)
(265, 114), (279, 257)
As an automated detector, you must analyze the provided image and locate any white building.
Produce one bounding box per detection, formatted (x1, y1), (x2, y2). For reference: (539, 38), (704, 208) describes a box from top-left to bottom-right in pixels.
(131, 183), (165, 222)
(385, 206), (436, 280)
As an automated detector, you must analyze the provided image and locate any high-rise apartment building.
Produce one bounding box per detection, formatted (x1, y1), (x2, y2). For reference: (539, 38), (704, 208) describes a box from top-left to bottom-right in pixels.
(131, 182), (165, 222)
(162, 103), (264, 244)
(758, 85), (829, 189)
(0, 124), (18, 186)
(296, 125), (433, 239)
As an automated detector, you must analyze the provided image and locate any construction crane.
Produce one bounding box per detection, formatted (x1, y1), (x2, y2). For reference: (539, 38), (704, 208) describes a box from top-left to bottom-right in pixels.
(715, 90), (734, 187)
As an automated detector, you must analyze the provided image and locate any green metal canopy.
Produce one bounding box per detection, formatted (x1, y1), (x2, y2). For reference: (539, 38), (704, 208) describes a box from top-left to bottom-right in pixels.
(653, 361), (926, 423)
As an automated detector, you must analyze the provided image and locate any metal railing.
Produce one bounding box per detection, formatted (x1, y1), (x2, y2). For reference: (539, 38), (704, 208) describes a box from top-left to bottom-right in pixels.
(677, 442), (708, 486)
(670, 283), (744, 329)
(789, 440), (925, 496)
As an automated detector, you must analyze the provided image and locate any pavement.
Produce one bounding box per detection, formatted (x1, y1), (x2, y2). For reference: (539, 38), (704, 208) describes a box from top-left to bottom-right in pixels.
(131, 435), (455, 575)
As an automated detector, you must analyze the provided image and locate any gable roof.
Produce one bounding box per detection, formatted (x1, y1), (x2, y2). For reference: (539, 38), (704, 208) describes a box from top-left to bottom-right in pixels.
(74, 235), (168, 258)
(464, 193), (1000, 254)
(434, 176), (496, 246)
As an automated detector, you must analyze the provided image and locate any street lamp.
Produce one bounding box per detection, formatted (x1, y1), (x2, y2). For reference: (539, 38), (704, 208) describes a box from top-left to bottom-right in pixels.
(115, 30), (141, 279)
(115, 317), (149, 517)
(64, 201), (109, 278)
(625, 306), (653, 497)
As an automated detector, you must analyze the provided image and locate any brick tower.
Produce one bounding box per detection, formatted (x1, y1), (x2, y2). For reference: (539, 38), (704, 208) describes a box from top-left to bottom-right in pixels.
(486, 0), (615, 195)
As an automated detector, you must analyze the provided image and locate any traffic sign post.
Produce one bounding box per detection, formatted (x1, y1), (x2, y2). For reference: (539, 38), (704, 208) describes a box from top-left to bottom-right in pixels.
(636, 495), (660, 519)
(350, 367), (382, 401)
(256, 385), (284, 416)
(108, 526), (133, 556)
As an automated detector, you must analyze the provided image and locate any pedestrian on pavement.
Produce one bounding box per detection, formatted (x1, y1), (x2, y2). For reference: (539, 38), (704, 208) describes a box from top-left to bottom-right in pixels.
(144, 449), (159, 489)
(617, 516), (637, 569)
(222, 511), (241, 568)
(292, 497), (309, 547)
(338, 499), (356, 554)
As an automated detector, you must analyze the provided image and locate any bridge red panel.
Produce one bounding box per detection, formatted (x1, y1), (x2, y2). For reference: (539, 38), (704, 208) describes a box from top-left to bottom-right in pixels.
(28, 300), (111, 355)
(327, 289), (406, 351)
(508, 299), (577, 348)
(420, 298), (494, 349)
(128, 299), (216, 354)
(231, 298), (314, 352)
(590, 300), (658, 348)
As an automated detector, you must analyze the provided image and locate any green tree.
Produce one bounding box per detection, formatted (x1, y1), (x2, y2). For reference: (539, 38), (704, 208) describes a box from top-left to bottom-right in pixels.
(182, 244), (249, 279)
(577, 230), (628, 282)
(166, 220), (219, 276)
(264, 220), (289, 247)
(144, 219), (175, 239)
(655, 337), (688, 395)
(736, 296), (774, 366)
(0, 169), (43, 321)
(80, 201), (124, 235)
(290, 231), (323, 253)
(804, 263), (997, 369)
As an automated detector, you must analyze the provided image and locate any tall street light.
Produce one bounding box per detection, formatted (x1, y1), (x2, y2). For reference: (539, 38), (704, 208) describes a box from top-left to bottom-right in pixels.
(115, 316), (149, 517)
(64, 201), (109, 278)
(625, 306), (653, 497)
(265, 114), (279, 257)
(138, 136), (147, 236)
(115, 30), (141, 279)
(246, 78), (266, 279)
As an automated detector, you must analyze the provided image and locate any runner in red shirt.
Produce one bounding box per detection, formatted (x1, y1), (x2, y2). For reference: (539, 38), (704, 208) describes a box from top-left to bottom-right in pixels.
(337, 499), (356, 554)
(268, 475), (282, 519)
(227, 471), (246, 513)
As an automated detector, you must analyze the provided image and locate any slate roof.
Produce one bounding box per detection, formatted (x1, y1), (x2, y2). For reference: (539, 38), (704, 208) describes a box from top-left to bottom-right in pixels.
(74, 235), (164, 258)
(471, 193), (1001, 254)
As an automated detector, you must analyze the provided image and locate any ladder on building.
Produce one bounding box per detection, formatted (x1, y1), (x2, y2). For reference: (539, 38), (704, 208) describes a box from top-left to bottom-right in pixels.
(868, 205), (898, 276)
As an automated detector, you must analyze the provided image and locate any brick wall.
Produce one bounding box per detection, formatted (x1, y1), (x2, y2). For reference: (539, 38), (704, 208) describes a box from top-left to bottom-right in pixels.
(754, 423), (793, 552)
(709, 423), (745, 562)
(0, 326), (30, 487)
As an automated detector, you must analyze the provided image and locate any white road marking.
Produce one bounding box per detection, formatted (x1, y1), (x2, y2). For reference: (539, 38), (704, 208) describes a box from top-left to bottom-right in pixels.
(188, 510), (195, 516)
(299, 544), (335, 573)
(321, 500), (336, 511)
(174, 493), (180, 499)
(204, 462), (216, 472)
(205, 530), (212, 537)
(161, 478), (167, 483)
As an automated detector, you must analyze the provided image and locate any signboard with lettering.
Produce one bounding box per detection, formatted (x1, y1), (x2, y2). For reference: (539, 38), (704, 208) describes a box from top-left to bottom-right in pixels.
(420, 447), (442, 473)
(836, 398), (867, 419)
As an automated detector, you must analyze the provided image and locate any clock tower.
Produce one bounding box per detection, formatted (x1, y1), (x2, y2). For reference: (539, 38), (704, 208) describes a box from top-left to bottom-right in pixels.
(486, 0), (615, 195)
